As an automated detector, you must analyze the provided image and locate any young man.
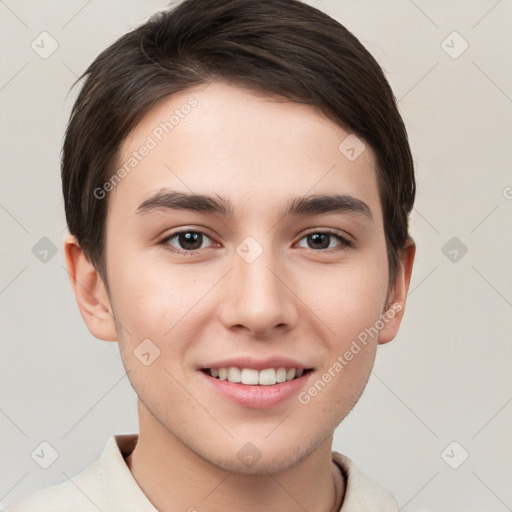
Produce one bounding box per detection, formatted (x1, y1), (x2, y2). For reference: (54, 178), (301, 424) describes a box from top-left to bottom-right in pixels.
(8, 0), (415, 510)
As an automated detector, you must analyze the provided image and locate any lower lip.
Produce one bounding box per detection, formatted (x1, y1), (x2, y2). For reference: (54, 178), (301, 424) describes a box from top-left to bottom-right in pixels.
(200, 371), (312, 409)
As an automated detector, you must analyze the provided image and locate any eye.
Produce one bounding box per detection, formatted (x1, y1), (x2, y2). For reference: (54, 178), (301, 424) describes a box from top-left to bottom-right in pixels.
(159, 229), (352, 256)
(295, 231), (352, 251)
(161, 230), (217, 254)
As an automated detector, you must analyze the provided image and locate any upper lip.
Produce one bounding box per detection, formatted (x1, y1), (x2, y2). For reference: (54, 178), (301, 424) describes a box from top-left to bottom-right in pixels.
(200, 356), (313, 371)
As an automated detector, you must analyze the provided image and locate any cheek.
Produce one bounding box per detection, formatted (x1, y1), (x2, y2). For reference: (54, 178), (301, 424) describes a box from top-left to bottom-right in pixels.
(106, 252), (218, 356)
(301, 251), (389, 339)
(106, 254), (172, 343)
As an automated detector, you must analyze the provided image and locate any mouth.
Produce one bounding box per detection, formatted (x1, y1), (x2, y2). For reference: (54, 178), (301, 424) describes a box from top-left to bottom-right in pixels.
(201, 367), (313, 386)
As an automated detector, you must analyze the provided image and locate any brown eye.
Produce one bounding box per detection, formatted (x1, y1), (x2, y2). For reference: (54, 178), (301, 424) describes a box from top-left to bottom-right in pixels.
(162, 230), (213, 252)
(296, 231), (352, 251)
(307, 233), (330, 249)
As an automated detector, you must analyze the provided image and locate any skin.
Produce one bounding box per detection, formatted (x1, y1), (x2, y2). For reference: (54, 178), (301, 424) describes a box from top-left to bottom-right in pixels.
(65, 81), (415, 512)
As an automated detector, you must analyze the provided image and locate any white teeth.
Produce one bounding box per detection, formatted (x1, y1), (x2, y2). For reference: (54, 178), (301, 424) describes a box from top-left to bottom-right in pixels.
(227, 367), (241, 383)
(208, 367), (306, 385)
(241, 368), (259, 385)
(259, 368), (276, 385)
(276, 367), (287, 383)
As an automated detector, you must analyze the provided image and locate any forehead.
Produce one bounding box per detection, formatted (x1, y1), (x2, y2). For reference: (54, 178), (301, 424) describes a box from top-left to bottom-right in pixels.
(109, 81), (382, 225)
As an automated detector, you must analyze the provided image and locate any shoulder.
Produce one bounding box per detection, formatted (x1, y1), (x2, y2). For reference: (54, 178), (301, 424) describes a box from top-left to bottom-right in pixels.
(332, 452), (399, 512)
(5, 434), (145, 512)
(5, 460), (103, 512)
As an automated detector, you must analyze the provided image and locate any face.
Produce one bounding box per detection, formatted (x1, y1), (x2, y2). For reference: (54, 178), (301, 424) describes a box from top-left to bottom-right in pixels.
(97, 81), (402, 473)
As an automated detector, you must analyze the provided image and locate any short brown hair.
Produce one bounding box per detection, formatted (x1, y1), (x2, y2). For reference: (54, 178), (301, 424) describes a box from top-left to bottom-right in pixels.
(62, 0), (415, 294)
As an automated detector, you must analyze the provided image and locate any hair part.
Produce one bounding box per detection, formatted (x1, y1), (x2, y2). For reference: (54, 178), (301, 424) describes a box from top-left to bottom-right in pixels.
(62, 0), (416, 300)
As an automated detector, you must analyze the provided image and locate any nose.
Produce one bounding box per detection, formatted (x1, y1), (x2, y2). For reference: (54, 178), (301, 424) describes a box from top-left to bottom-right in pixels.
(218, 243), (299, 338)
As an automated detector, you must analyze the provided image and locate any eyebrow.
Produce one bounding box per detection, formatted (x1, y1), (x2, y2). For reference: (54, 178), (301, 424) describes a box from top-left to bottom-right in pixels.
(135, 190), (373, 222)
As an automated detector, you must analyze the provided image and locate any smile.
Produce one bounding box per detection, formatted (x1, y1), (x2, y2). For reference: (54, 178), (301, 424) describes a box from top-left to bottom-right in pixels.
(203, 367), (311, 385)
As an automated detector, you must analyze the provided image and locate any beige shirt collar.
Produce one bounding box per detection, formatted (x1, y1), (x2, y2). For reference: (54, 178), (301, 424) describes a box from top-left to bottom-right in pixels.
(101, 434), (397, 511)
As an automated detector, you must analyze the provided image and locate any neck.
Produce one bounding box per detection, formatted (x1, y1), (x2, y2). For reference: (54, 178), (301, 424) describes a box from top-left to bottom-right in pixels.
(125, 401), (345, 512)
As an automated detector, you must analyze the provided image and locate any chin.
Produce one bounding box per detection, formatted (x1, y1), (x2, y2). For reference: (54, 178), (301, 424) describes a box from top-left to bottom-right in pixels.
(198, 435), (321, 475)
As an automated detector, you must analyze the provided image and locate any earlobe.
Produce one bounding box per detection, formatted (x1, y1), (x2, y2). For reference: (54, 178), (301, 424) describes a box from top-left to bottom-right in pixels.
(378, 238), (416, 344)
(63, 234), (117, 342)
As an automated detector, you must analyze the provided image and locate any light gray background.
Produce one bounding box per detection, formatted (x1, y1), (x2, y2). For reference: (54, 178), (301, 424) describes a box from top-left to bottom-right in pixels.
(1, 0), (511, 510)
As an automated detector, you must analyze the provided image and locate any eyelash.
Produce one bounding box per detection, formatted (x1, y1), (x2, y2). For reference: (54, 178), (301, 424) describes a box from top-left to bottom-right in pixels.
(159, 229), (353, 256)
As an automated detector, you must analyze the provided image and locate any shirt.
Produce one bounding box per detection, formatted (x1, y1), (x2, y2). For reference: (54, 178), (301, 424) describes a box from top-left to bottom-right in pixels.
(6, 434), (398, 511)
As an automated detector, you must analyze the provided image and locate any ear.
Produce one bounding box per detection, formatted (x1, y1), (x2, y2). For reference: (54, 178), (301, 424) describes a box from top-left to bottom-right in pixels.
(63, 234), (117, 342)
(378, 238), (416, 345)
